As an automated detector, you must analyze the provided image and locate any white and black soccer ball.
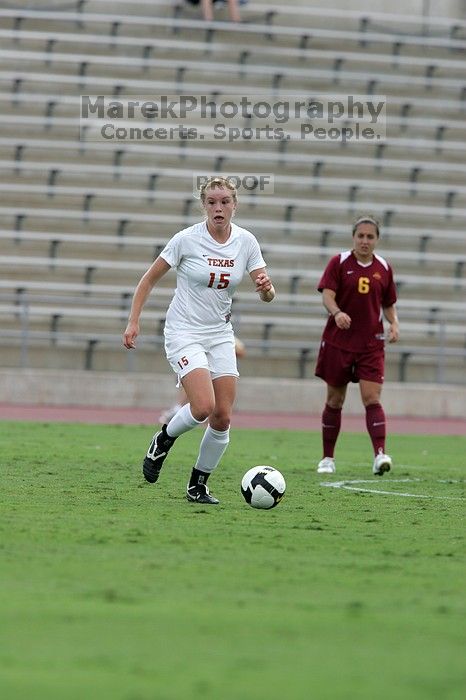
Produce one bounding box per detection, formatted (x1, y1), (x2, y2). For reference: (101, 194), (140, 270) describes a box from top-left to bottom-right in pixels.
(241, 466), (286, 509)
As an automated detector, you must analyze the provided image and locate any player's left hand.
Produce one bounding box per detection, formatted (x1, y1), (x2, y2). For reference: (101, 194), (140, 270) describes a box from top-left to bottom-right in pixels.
(255, 272), (272, 293)
(388, 322), (399, 343)
(123, 320), (139, 349)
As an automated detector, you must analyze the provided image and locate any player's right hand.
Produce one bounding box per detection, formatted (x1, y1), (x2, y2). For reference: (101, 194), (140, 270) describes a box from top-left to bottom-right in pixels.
(335, 311), (351, 330)
(123, 320), (139, 349)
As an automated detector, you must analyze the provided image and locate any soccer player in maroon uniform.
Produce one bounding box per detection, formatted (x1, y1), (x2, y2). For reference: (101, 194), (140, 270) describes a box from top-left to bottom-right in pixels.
(314, 216), (399, 476)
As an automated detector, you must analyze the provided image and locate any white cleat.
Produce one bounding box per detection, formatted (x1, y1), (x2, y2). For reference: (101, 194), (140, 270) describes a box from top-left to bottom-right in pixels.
(373, 452), (392, 476)
(317, 457), (336, 474)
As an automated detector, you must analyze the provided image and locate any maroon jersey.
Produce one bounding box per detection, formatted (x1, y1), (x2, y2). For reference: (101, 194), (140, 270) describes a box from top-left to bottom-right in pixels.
(318, 250), (397, 352)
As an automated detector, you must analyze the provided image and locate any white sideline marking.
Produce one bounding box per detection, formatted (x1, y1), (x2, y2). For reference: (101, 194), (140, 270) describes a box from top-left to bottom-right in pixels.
(320, 478), (464, 500)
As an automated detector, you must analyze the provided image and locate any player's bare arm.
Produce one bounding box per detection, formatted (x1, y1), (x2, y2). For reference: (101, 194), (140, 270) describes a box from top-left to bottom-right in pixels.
(251, 268), (275, 302)
(384, 304), (400, 343)
(322, 288), (351, 329)
(123, 257), (171, 349)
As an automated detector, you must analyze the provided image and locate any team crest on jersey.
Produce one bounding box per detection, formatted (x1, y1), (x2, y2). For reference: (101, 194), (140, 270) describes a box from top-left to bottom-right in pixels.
(372, 272), (382, 280)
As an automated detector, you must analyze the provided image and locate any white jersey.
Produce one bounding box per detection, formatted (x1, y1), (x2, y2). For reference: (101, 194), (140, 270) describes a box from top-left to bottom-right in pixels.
(160, 221), (266, 335)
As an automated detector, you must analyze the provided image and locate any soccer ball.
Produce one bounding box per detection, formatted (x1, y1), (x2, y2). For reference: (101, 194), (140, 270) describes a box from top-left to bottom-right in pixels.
(241, 466), (286, 509)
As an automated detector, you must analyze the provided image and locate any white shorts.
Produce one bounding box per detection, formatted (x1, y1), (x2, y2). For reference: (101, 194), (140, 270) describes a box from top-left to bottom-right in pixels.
(165, 331), (239, 381)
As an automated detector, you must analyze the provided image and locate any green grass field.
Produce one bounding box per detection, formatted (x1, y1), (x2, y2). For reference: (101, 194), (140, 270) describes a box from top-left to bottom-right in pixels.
(1, 421), (465, 700)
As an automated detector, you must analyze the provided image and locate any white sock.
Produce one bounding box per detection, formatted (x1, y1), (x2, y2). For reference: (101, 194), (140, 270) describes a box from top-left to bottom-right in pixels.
(166, 403), (203, 438)
(195, 425), (230, 473)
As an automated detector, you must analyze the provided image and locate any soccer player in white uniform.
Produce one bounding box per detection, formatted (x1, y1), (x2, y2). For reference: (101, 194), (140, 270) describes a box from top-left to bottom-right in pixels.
(123, 177), (275, 504)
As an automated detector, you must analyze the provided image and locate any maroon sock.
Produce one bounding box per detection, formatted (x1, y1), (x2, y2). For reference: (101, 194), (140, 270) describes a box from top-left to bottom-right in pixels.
(365, 402), (386, 455)
(322, 404), (342, 458)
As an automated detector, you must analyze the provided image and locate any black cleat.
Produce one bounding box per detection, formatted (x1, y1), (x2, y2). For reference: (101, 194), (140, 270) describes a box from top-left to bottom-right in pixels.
(142, 424), (176, 484)
(186, 483), (219, 505)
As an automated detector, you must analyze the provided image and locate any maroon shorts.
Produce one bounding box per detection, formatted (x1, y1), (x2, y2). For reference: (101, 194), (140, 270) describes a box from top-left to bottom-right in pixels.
(315, 340), (385, 386)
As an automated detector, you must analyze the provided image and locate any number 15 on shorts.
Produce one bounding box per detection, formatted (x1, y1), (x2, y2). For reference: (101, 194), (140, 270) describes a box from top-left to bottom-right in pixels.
(177, 355), (189, 369)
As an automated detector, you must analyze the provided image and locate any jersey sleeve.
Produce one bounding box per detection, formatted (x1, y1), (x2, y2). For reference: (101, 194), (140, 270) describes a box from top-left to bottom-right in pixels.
(159, 230), (185, 268)
(382, 265), (397, 307)
(317, 255), (340, 293)
(246, 233), (266, 273)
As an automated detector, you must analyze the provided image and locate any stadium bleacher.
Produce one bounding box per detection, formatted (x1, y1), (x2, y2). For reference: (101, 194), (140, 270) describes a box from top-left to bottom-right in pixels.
(1, 0), (465, 383)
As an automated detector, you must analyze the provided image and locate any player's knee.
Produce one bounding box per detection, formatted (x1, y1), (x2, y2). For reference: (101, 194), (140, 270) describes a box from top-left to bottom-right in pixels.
(327, 398), (345, 410)
(326, 393), (345, 410)
(209, 410), (231, 432)
(326, 386), (346, 409)
(362, 397), (381, 408)
(213, 420), (231, 432)
(191, 398), (215, 422)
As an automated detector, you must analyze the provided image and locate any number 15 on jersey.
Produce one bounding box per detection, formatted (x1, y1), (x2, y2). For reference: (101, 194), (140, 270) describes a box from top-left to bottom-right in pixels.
(208, 272), (230, 289)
